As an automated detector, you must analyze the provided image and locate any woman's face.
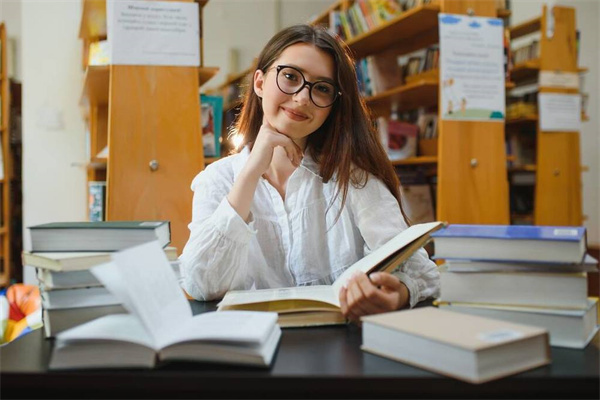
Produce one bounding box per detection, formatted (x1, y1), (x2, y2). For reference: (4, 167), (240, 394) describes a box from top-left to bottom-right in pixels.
(254, 43), (336, 148)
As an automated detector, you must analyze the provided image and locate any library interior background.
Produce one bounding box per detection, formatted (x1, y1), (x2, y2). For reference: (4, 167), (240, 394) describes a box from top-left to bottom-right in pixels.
(0, 0), (598, 331)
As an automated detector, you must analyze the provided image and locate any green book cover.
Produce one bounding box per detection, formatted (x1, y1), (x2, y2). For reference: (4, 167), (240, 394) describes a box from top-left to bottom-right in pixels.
(30, 221), (169, 230)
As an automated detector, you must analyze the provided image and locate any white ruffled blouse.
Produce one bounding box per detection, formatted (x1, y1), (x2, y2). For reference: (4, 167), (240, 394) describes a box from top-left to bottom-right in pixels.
(179, 147), (440, 307)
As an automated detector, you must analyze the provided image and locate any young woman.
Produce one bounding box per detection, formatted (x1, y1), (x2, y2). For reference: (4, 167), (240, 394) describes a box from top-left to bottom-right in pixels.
(180, 24), (439, 323)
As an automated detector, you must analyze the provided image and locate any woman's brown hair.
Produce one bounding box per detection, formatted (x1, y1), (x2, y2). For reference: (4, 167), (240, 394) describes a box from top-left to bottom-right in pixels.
(233, 24), (409, 224)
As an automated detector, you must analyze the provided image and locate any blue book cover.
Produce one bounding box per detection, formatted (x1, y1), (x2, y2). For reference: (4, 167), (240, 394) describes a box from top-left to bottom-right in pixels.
(431, 224), (586, 242)
(200, 94), (223, 158)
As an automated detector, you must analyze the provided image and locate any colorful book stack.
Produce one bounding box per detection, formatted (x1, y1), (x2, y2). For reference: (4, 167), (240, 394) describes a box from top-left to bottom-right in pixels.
(432, 224), (599, 349)
(25, 221), (177, 337)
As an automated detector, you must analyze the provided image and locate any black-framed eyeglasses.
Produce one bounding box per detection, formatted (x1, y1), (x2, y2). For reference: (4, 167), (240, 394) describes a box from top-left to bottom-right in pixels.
(274, 65), (341, 108)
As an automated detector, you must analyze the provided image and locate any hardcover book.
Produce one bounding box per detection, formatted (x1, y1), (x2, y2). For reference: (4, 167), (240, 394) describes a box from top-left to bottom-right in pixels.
(431, 224), (587, 263)
(200, 94), (223, 158)
(24, 246), (178, 272)
(50, 241), (281, 369)
(438, 298), (599, 349)
(439, 266), (589, 309)
(218, 222), (444, 327)
(28, 221), (170, 252)
(361, 307), (550, 384)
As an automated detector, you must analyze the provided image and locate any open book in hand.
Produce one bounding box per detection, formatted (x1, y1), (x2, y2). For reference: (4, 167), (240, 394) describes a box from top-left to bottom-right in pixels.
(218, 221), (444, 327)
(50, 241), (281, 370)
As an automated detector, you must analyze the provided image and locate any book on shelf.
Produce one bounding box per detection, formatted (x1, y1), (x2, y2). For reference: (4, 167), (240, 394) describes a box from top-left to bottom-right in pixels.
(87, 181), (106, 222)
(28, 221), (171, 252)
(439, 266), (589, 309)
(437, 298), (599, 349)
(200, 94), (223, 158)
(361, 307), (550, 384)
(369, 50), (403, 94)
(416, 111), (438, 140)
(329, 11), (346, 40)
(445, 254), (598, 273)
(42, 286), (126, 337)
(385, 119), (418, 160)
(218, 222), (444, 327)
(24, 246), (178, 272)
(431, 224), (587, 264)
(50, 241), (280, 369)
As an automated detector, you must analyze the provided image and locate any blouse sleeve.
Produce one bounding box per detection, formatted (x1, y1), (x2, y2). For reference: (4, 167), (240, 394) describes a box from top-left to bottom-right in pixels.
(348, 176), (440, 308)
(179, 163), (257, 301)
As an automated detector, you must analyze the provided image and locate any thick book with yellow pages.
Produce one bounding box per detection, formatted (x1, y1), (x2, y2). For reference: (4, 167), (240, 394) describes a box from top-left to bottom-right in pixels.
(361, 307), (550, 384)
(217, 222), (444, 327)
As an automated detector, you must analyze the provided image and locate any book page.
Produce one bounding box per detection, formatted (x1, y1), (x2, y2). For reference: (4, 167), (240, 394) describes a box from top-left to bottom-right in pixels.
(164, 311), (277, 347)
(332, 222), (442, 294)
(219, 286), (339, 308)
(110, 241), (193, 348)
(91, 262), (138, 315)
(58, 314), (155, 349)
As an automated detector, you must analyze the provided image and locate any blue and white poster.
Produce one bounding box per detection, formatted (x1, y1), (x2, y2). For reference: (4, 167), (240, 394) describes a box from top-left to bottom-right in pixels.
(439, 14), (505, 121)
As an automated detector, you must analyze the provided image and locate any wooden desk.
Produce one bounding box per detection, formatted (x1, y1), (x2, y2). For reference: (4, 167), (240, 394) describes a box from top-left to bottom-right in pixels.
(1, 301), (598, 399)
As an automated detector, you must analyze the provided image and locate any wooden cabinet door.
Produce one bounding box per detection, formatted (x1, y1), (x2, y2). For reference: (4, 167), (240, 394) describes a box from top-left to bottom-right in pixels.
(107, 65), (204, 252)
(437, 120), (509, 224)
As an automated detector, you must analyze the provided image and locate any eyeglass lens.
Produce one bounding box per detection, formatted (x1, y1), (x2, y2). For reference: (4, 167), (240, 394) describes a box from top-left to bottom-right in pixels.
(277, 66), (337, 108)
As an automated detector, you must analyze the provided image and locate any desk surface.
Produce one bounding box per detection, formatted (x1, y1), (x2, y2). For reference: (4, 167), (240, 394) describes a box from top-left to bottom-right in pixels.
(1, 301), (599, 399)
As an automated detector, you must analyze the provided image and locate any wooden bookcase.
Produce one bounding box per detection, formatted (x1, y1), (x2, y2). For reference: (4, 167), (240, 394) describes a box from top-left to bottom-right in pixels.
(314, 0), (510, 224)
(507, 6), (584, 226)
(78, 0), (218, 253)
(206, 0), (512, 225)
(0, 23), (11, 286)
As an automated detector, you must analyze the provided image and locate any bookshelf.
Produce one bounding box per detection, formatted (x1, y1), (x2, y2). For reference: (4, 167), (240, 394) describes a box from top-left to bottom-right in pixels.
(0, 23), (11, 287)
(205, 0), (512, 225)
(78, 0), (219, 253)
(507, 5), (584, 226)
(315, 0), (511, 224)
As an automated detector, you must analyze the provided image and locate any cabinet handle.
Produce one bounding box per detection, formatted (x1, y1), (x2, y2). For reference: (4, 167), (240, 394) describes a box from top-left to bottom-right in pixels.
(553, 169), (560, 176)
(470, 158), (478, 168)
(149, 160), (159, 172)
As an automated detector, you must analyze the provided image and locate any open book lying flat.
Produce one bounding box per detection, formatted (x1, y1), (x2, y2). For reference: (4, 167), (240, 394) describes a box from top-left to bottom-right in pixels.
(218, 221), (444, 327)
(50, 311), (280, 369)
(50, 241), (281, 369)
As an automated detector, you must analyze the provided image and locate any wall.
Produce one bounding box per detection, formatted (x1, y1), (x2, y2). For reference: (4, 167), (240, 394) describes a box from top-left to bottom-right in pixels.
(0, 0), (22, 81)
(511, 0), (600, 246)
(203, 0), (332, 88)
(21, 1), (87, 283)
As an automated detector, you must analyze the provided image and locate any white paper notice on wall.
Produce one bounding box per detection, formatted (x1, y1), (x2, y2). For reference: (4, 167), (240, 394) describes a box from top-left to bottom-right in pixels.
(538, 93), (581, 132)
(438, 14), (505, 122)
(107, 0), (200, 67)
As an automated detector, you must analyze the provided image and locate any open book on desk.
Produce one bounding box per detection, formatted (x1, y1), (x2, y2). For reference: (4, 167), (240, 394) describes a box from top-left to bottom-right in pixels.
(218, 221), (444, 327)
(50, 241), (281, 370)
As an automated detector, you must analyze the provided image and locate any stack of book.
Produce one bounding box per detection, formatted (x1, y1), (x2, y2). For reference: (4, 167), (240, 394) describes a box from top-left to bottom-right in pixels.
(50, 241), (281, 369)
(25, 221), (175, 337)
(432, 224), (599, 349)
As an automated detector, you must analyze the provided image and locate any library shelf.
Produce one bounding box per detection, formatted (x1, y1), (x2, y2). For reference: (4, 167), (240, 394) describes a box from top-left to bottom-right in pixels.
(508, 165), (537, 173)
(509, 16), (541, 40)
(391, 156), (438, 166)
(365, 79), (438, 114)
(511, 59), (588, 82)
(347, 4), (441, 60)
(81, 65), (109, 106)
(506, 115), (538, 125)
